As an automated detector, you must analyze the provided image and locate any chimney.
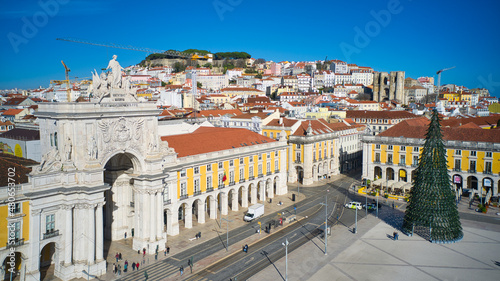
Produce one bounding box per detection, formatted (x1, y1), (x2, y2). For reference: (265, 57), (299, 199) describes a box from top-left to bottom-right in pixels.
(279, 117), (283, 125)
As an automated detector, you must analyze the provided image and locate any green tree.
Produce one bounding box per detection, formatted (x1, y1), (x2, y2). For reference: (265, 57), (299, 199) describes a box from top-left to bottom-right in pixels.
(197, 82), (202, 88)
(202, 63), (213, 69)
(173, 62), (186, 73)
(402, 110), (463, 243)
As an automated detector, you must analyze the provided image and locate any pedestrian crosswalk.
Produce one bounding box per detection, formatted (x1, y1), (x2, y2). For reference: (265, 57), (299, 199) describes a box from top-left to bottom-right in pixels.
(117, 262), (209, 281)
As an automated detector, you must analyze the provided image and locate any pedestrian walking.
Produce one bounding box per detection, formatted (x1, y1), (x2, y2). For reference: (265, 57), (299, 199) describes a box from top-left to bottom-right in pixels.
(124, 262), (127, 273)
(118, 264), (121, 276)
(167, 246), (170, 254)
(132, 262), (136, 271)
(143, 248), (146, 256)
(119, 252), (122, 261)
(125, 232), (127, 239)
(164, 248), (167, 256)
(180, 266), (184, 276)
(144, 270), (148, 280)
(136, 262), (140, 270)
(113, 263), (117, 274)
(395, 232), (399, 240)
(155, 253), (157, 260)
(115, 253), (119, 262)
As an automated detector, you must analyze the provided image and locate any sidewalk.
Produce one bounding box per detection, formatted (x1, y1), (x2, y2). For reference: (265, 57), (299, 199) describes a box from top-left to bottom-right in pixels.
(250, 210), (500, 281)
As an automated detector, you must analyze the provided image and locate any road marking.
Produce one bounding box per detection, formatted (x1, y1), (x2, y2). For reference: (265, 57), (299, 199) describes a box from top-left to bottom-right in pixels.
(245, 257), (255, 264)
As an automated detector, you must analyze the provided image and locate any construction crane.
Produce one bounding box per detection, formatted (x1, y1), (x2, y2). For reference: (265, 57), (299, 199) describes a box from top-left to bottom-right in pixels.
(61, 60), (71, 102)
(56, 37), (212, 61)
(435, 66), (456, 103)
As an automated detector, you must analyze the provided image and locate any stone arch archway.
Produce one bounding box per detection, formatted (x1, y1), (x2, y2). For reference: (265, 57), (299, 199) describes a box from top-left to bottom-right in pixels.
(386, 167), (395, 180)
(295, 166), (304, 184)
(2, 252), (25, 281)
(467, 176), (478, 190)
(398, 169), (407, 182)
(40, 242), (57, 280)
(103, 153), (140, 242)
(374, 166), (382, 179)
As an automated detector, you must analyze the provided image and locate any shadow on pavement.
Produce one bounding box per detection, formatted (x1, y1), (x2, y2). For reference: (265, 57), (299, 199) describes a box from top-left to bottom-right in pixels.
(261, 250), (285, 281)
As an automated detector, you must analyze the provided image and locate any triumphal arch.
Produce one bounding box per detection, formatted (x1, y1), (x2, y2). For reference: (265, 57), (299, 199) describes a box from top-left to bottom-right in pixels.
(24, 57), (175, 280)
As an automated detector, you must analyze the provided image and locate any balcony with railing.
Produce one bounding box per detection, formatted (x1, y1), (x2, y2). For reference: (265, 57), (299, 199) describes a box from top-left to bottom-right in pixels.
(229, 181), (235, 186)
(275, 169), (280, 174)
(193, 190), (202, 196)
(267, 171), (272, 176)
(206, 187), (214, 192)
(258, 174), (264, 178)
(164, 199), (171, 205)
(482, 170), (492, 175)
(374, 160), (381, 164)
(468, 169), (476, 174)
(239, 178), (245, 183)
(43, 230), (59, 240)
(453, 168), (461, 172)
(398, 163), (406, 167)
(6, 238), (24, 247)
(179, 194), (188, 200)
(294, 160), (301, 164)
(249, 176), (255, 180)
(130, 201), (135, 207)
(386, 161), (393, 165)
(218, 184), (225, 189)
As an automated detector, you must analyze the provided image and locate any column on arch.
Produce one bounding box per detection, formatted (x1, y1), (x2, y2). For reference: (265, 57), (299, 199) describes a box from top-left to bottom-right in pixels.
(184, 204), (193, 229)
(231, 190), (238, 211)
(241, 186), (248, 208)
(221, 192), (228, 215)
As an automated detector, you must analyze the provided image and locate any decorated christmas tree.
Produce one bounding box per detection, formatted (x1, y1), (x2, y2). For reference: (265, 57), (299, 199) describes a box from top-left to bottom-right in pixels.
(402, 110), (463, 243)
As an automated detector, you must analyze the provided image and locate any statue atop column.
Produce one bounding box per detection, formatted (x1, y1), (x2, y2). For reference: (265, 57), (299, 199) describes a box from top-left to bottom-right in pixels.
(106, 55), (124, 88)
(90, 55), (138, 103)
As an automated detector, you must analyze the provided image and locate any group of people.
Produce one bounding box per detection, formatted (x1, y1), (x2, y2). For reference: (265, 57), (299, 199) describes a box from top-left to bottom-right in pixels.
(113, 260), (141, 275)
(112, 245), (172, 277)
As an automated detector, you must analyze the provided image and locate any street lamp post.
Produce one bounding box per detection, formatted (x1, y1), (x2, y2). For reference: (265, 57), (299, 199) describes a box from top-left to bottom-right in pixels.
(376, 192), (379, 218)
(355, 206), (358, 234)
(365, 185), (368, 218)
(282, 238), (289, 281)
(320, 190), (329, 255)
(221, 217), (233, 252)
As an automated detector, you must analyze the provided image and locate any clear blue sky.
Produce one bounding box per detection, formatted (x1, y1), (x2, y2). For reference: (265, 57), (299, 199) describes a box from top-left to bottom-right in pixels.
(1, 0), (499, 96)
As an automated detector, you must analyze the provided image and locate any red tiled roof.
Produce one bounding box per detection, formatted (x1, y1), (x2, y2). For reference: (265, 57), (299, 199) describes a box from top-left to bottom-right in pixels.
(231, 112), (269, 119)
(0, 154), (38, 187)
(440, 115), (500, 128)
(2, 98), (28, 106)
(185, 109), (243, 118)
(378, 117), (500, 143)
(161, 127), (277, 157)
(346, 110), (417, 119)
(265, 118), (299, 127)
(2, 108), (24, 116)
(292, 119), (335, 136)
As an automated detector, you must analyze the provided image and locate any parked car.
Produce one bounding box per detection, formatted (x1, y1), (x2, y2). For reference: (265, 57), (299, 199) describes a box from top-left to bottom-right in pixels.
(345, 201), (362, 210)
(362, 203), (379, 210)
